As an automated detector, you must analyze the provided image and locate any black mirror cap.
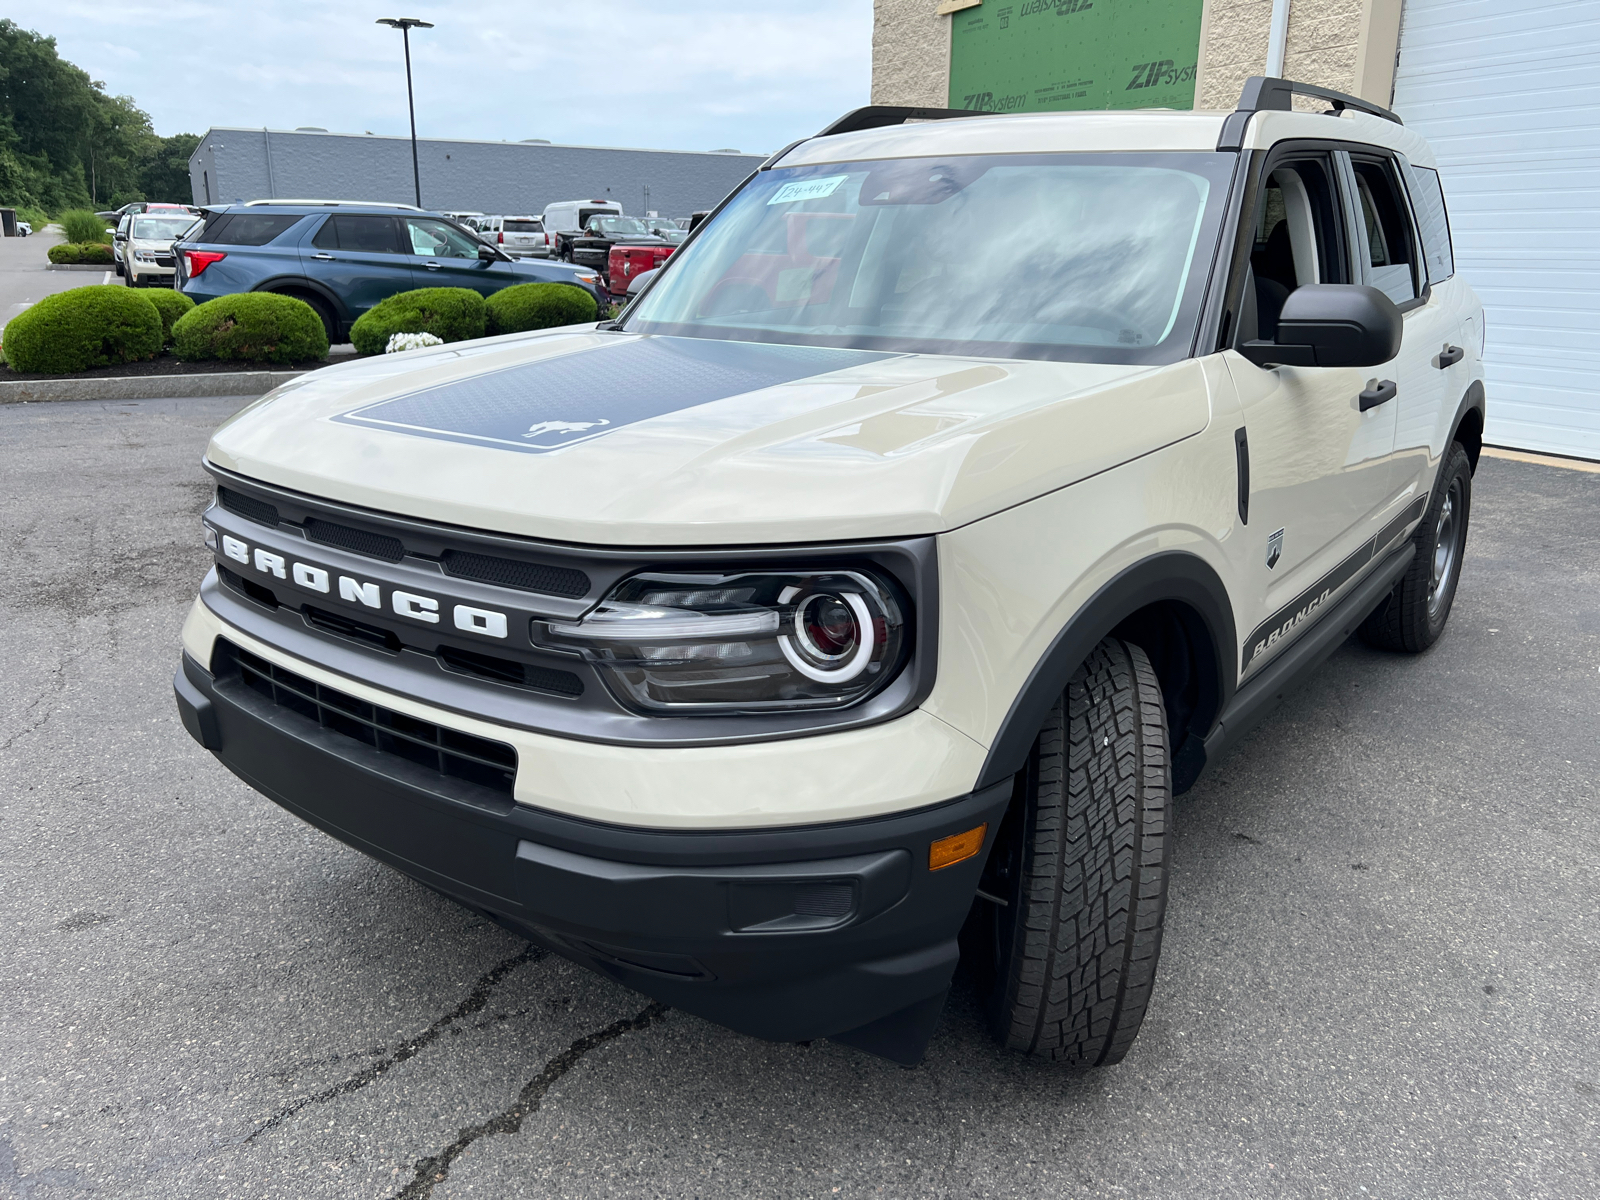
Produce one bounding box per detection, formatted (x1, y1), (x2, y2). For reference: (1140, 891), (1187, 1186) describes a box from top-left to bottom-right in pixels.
(477, 243), (499, 261)
(1239, 283), (1403, 369)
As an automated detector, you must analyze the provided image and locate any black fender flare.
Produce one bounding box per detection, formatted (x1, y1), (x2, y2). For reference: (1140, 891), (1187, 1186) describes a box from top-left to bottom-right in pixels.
(1447, 379), (1487, 471)
(251, 276), (349, 322)
(974, 551), (1237, 790)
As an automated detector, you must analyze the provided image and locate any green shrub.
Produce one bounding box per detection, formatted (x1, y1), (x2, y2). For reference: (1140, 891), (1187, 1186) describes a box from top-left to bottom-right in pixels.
(350, 287), (485, 355)
(60, 209), (112, 244)
(47, 242), (115, 265)
(485, 282), (598, 336)
(173, 292), (329, 364)
(0, 285), (161, 373)
(144, 288), (195, 344)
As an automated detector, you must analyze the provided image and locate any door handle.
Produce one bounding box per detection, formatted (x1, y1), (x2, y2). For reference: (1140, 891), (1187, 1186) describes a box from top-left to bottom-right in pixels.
(1359, 379), (1398, 412)
(1433, 344), (1464, 368)
(310, 252), (334, 261)
(424, 261), (442, 271)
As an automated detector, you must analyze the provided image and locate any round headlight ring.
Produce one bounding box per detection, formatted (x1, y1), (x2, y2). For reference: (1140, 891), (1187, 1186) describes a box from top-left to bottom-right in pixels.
(778, 588), (876, 683)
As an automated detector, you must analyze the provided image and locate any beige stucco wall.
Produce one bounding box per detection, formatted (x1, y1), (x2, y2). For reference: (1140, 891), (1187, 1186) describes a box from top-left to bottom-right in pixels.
(1198, 0), (1401, 109)
(871, 0), (952, 107)
(871, 0), (1403, 113)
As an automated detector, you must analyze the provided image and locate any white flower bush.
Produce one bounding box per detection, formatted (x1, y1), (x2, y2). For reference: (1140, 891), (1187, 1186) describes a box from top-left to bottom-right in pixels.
(385, 331), (445, 354)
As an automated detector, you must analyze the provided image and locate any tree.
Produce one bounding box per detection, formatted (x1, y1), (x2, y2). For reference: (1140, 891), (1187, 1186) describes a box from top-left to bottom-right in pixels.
(0, 20), (200, 212)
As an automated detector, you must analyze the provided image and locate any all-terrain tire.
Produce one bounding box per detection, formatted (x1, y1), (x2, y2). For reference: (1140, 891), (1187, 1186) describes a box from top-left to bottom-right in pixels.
(986, 637), (1171, 1066)
(1360, 440), (1473, 653)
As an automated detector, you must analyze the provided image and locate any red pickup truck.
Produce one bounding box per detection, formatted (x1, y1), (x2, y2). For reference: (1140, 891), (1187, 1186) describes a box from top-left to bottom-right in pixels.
(608, 243), (674, 300)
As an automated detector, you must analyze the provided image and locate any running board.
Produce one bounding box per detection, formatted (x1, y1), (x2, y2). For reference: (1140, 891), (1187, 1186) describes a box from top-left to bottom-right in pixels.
(1196, 542), (1415, 780)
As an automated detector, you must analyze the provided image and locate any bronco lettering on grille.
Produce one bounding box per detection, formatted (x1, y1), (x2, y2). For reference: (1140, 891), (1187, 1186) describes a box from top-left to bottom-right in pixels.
(212, 531), (509, 639)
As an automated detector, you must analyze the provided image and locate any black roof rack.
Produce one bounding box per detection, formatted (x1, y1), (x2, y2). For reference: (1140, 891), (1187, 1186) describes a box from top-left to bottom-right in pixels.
(814, 105), (991, 139)
(1217, 75), (1401, 150)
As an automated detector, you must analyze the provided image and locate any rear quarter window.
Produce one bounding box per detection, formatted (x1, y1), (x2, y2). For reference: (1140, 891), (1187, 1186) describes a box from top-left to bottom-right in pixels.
(1403, 162), (1454, 284)
(201, 214), (306, 246)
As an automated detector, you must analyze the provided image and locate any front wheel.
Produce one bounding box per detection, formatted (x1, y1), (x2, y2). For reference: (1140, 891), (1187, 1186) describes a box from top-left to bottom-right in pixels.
(979, 637), (1171, 1066)
(1360, 441), (1473, 652)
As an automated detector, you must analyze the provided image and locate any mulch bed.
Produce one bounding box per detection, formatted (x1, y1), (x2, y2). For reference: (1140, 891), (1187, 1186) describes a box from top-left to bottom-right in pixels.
(0, 352), (354, 383)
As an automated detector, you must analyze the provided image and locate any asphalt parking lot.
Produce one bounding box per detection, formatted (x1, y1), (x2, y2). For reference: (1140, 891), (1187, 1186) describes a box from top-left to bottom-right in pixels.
(1, 395), (1596, 1200)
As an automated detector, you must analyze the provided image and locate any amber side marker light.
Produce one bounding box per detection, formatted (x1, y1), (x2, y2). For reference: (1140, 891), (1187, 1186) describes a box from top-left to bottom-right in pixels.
(929, 823), (987, 871)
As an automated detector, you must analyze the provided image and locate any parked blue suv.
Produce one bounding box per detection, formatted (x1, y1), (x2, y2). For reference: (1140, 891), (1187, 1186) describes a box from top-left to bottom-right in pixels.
(172, 202), (608, 342)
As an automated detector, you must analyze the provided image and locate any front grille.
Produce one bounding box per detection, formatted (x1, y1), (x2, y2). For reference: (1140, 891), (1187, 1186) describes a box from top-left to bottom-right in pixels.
(218, 487), (280, 528)
(221, 641), (517, 795)
(218, 565), (279, 609)
(437, 644), (584, 697)
(441, 549), (590, 598)
(303, 604), (402, 653)
(305, 518), (405, 563)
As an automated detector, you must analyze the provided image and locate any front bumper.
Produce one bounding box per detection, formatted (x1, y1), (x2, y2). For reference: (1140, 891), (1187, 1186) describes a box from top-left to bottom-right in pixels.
(174, 648), (1008, 1062)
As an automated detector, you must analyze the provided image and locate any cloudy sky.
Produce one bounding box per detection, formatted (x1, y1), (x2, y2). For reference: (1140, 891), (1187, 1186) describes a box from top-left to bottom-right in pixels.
(25, 1), (873, 156)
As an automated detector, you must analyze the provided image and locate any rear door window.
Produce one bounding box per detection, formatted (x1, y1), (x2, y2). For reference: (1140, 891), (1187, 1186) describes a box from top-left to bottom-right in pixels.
(203, 213), (305, 246)
(311, 214), (403, 253)
(1350, 157), (1421, 305)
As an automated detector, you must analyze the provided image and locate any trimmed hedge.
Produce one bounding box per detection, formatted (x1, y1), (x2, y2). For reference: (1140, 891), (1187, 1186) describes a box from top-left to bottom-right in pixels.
(485, 282), (598, 336)
(59, 209), (112, 245)
(173, 292), (329, 364)
(145, 288), (195, 344)
(350, 287), (485, 355)
(1, 285), (161, 373)
(48, 242), (115, 265)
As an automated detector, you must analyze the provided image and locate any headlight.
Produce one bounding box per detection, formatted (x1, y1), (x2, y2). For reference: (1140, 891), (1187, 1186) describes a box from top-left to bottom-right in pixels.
(532, 569), (909, 714)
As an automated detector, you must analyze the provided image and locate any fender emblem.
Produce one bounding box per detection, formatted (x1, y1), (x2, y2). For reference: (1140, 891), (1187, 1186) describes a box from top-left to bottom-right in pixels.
(1267, 528), (1284, 569)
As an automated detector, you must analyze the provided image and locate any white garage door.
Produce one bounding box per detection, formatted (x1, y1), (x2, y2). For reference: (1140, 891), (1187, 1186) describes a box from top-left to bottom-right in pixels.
(1392, 0), (1600, 460)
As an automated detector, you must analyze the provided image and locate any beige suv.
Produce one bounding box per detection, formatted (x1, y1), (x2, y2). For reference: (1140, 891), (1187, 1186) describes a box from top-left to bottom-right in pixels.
(175, 77), (1484, 1068)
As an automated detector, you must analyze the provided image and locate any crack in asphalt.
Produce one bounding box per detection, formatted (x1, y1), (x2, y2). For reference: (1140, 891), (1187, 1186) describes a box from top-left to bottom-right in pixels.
(224, 945), (544, 1147)
(393, 1001), (669, 1199)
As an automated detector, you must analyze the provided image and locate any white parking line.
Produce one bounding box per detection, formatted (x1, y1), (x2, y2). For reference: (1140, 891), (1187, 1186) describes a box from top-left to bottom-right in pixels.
(102, 271), (112, 286)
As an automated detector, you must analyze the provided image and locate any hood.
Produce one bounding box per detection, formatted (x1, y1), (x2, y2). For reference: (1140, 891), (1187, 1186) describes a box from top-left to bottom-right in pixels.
(207, 332), (1216, 546)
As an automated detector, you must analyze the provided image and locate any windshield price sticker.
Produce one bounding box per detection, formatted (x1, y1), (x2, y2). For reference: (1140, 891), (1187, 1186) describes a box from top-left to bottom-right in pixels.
(768, 175), (849, 205)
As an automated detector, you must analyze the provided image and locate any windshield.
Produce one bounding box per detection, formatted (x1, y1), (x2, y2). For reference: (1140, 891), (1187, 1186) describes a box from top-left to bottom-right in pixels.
(623, 152), (1235, 364)
(596, 217), (650, 235)
(132, 216), (198, 240)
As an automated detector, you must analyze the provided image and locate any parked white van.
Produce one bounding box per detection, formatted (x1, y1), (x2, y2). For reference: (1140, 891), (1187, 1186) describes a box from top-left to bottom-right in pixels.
(541, 199), (622, 261)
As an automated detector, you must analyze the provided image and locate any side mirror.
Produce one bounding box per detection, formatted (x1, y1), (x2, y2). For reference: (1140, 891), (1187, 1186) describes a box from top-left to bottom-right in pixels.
(1239, 284), (1402, 368)
(477, 243), (499, 261)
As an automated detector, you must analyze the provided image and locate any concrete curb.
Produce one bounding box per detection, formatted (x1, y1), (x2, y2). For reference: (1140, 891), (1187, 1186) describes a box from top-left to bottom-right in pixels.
(45, 263), (115, 271)
(0, 371), (305, 405)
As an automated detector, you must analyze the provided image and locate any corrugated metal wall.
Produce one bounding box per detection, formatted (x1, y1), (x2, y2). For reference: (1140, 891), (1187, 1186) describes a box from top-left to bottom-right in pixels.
(1392, 0), (1600, 459)
(188, 129), (764, 220)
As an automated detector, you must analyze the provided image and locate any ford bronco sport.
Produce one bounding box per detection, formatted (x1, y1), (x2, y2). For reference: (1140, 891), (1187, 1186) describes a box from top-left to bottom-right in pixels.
(174, 78), (1485, 1067)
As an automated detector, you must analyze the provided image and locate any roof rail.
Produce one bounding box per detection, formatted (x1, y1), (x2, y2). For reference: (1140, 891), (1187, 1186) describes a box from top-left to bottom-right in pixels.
(239, 199), (425, 210)
(1217, 75), (1401, 150)
(815, 105), (991, 139)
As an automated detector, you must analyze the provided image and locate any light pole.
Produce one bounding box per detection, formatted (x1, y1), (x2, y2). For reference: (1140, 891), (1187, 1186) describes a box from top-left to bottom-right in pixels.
(376, 17), (434, 207)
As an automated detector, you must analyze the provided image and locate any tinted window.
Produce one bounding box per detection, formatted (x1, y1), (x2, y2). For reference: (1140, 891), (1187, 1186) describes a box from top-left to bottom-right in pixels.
(503, 220), (542, 232)
(1240, 156), (1348, 341)
(205, 214), (304, 246)
(1404, 163), (1453, 284)
(1351, 158), (1419, 304)
(312, 214), (402, 253)
(404, 218), (481, 258)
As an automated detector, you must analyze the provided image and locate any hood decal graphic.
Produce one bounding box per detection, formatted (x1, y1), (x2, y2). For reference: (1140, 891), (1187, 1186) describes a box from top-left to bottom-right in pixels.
(332, 337), (893, 453)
